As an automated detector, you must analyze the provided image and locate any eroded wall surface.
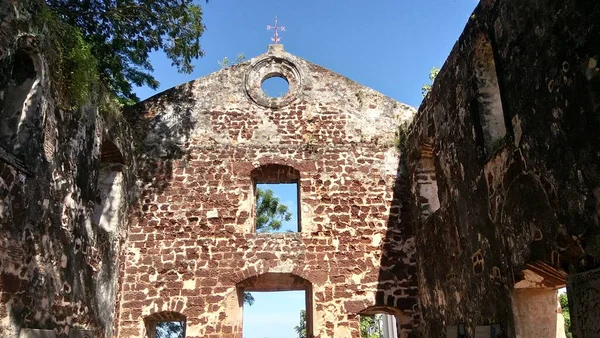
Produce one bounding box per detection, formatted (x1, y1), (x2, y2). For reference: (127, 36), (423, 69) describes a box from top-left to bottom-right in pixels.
(407, 0), (600, 336)
(0, 1), (135, 336)
(115, 45), (419, 338)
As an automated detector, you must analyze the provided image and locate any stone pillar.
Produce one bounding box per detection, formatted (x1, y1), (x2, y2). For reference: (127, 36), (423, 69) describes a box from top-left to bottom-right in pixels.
(512, 288), (564, 338)
(567, 268), (600, 338)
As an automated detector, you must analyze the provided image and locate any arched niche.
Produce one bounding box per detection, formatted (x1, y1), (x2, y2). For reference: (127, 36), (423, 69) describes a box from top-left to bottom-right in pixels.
(92, 139), (126, 233)
(0, 47), (43, 158)
(472, 34), (508, 156)
(414, 141), (440, 220)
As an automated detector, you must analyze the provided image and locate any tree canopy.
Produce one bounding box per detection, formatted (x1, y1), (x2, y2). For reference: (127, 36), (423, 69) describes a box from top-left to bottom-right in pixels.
(255, 187), (292, 232)
(44, 0), (207, 102)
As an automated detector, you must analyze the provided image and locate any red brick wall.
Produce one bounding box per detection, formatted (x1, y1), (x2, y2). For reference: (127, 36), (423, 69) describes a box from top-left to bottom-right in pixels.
(116, 46), (419, 338)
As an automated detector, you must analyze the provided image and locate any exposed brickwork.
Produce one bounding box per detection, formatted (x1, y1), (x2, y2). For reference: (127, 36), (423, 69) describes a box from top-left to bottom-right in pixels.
(115, 46), (419, 338)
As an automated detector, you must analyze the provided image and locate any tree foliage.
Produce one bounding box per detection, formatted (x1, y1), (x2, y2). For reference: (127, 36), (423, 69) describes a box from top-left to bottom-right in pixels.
(44, 0), (207, 102)
(294, 311), (384, 338)
(421, 67), (440, 97)
(243, 291), (255, 306)
(559, 292), (572, 338)
(294, 310), (307, 338)
(243, 188), (292, 306)
(156, 321), (184, 338)
(217, 52), (246, 69)
(255, 188), (292, 232)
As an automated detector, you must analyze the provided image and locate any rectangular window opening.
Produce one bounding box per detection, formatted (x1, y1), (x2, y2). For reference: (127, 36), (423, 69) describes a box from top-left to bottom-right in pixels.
(359, 314), (398, 338)
(255, 182), (300, 233)
(243, 290), (307, 338)
(155, 321), (185, 338)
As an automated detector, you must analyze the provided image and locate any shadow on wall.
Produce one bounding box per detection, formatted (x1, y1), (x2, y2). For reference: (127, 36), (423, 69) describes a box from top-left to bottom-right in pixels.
(374, 147), (420, 338)
(124, 81), (199, 195)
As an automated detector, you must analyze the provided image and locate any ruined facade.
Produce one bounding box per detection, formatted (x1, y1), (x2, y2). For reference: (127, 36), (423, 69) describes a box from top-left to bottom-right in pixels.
(114, 44), (419, 338)
(1, 0), (600, 337)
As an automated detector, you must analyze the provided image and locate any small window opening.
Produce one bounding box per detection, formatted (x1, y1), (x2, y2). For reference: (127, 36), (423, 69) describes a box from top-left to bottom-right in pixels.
(144, 311), (186, 338)
(415, 143), (440, 219)
(255, 183), (299, 233)
(358, 306), (408, 338)
(251, 164), (301, 233)
(359, 314), (398, 338)
(155, 321), (185, 338)
(261, 75), (289, 98)
(473, 35), (507, 155)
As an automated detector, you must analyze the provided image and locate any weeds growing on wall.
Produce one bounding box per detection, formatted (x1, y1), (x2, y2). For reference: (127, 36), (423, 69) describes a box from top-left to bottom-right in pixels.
(33, 6), (123, 115)
(395, 120), (411, 177)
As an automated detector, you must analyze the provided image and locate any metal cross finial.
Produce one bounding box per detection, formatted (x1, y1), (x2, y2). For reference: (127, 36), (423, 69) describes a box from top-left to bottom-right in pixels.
(267, 15), (285, 43)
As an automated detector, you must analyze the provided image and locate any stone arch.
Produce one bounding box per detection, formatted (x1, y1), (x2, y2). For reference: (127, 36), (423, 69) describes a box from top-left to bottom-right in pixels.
(230, 263), (315, 286)
(358, 305), (412, 338)
(250, 163), (300, 184)
(100, 139), (126, 166)
(0, 38), (43, 159)
(143, 311), (186, 338)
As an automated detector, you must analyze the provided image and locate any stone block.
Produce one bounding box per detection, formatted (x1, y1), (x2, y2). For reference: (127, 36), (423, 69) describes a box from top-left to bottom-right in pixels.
(19, 329), (56, 338)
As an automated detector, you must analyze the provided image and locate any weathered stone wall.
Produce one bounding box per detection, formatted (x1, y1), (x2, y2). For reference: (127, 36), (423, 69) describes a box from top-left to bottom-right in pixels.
(115, 45), (419, 338)
(407, 0), (600, 336)
(0, 1), (135, 336)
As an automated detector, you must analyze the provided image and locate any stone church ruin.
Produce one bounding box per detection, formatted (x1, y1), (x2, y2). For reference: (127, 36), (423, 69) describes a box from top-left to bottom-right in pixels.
(1, 0), (599, 337)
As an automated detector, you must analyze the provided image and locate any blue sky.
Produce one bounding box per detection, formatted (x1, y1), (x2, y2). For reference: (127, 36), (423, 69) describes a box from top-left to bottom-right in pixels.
(133, 1), (480, 336)
(243, 291), (305, 338)
(134, 0), (480, 108)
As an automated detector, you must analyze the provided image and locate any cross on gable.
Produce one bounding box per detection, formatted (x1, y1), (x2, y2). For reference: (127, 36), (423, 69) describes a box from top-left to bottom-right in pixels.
(266, 15), (286, 43)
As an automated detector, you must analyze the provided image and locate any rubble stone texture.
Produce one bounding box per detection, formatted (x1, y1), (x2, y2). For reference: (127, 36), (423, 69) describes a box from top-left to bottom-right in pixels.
(1, 0), (600, 337)
(115, 44), (419, 338)
(407, 0), (600, 336)
(0, 1), (134, 337)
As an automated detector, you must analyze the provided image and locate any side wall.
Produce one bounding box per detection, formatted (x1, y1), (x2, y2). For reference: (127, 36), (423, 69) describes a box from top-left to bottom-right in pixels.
(0, 1), (135, 336)
(408, 0), (600, 336)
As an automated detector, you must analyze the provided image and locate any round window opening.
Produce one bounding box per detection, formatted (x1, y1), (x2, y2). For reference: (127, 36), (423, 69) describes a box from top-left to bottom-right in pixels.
(261, 75), (289, 98)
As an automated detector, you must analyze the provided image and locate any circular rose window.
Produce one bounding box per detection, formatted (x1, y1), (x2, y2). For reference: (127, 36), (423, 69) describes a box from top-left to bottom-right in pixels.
(245, 55), (302, 109)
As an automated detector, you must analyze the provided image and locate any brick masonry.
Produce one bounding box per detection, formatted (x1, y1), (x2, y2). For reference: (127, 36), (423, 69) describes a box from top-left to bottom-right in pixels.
(115, 45), (419, 338)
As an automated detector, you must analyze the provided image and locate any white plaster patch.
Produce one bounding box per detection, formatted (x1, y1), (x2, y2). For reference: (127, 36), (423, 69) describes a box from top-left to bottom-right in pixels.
(270, 259), (295, 273)
(206, 209), (219, 219)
